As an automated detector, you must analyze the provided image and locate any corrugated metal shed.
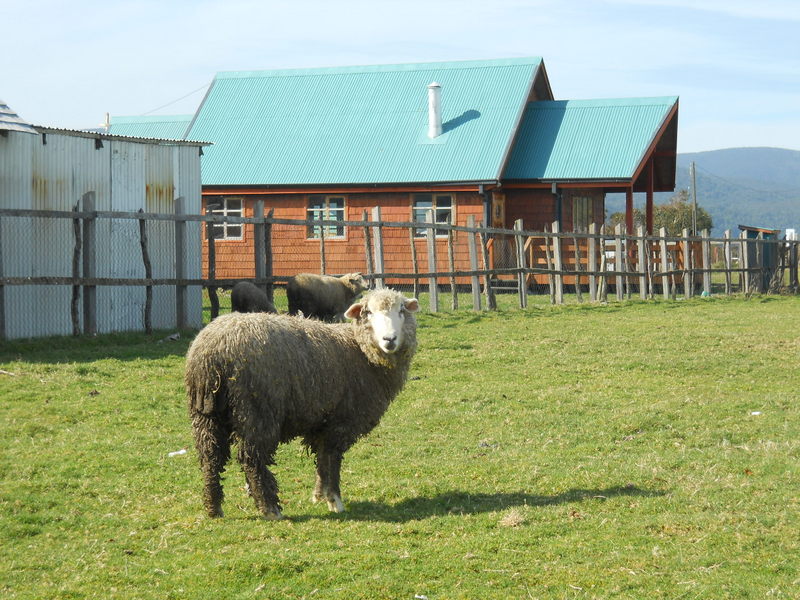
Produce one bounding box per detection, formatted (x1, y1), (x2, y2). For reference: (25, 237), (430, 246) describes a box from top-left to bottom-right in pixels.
(0, 100), (37, 134)
(109, 115), (194, 140)
(503, 96), (679, 181)
(0, 127), (205, 339)
(186, 57), (545, 185)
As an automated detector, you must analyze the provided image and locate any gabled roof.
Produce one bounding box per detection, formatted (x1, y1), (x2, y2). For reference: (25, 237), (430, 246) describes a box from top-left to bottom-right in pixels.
(108, 59), (678, 191)
(503, 96), (679, 188)
(186, 57), (551, 186)
(109, 115), (194, 140)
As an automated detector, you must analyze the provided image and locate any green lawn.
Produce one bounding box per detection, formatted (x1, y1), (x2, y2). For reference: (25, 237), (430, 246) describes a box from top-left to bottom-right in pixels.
(1, 295), (798, 599)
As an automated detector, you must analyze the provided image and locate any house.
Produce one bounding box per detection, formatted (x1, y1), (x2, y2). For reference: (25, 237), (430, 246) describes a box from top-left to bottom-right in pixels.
(110, 57), (678, 283)
(0, 102), (207, 339)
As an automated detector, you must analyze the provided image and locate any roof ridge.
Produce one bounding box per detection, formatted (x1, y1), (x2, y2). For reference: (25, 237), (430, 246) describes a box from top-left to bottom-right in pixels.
(215, 57), (543, 80)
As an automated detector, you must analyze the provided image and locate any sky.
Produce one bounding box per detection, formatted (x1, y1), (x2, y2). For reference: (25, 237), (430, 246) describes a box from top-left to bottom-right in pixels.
(3, 0), (799, 154)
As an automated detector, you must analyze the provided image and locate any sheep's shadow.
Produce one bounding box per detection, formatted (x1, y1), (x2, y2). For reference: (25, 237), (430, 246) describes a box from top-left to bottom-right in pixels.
(292, 484), (663, 523)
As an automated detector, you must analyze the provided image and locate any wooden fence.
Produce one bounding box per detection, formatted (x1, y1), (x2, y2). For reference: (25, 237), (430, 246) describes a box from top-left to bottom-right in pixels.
(1, 199), (798, 338)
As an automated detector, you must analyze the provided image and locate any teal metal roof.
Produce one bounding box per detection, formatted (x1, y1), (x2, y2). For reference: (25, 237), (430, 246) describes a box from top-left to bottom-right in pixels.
(109, 115), (193, 140)
(504, 97), (679, 181)
(186, 58), (544, 186)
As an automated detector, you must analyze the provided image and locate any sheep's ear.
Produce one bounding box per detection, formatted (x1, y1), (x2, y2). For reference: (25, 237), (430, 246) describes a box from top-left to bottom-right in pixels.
(403, 298), (420, 313)
(344, 302), (364, 320)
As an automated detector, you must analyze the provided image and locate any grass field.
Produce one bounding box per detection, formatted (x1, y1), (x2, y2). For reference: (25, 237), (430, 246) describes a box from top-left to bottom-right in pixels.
(1, 295), (798, 599)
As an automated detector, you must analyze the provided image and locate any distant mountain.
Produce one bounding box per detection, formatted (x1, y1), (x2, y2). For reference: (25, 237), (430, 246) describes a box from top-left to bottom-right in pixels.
(607, 147), (800, 236)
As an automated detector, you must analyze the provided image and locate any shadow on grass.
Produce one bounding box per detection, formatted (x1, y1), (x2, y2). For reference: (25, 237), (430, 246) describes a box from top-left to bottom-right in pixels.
(0, 329), (194, 364)
(290, 485), (664, 523)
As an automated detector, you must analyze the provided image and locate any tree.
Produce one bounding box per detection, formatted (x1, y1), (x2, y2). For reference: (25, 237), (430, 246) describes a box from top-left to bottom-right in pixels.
(606, 189), (713, 236)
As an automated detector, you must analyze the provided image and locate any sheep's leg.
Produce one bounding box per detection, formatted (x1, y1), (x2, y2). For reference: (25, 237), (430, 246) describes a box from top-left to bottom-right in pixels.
(312, 448), (345, 513)
(191, 414), (231, 518)
(237, 442), (283, 520)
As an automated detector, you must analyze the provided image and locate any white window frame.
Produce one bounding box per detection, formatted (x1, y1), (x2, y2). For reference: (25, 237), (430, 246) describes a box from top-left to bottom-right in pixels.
(307, 195), (346, 239)
(413, 193), (453, 238)
(207, 197), (243, 241)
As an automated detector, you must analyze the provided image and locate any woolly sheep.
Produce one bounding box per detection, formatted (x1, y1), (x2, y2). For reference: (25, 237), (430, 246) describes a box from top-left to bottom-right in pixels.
(287, 272), (367, 321)
(230, 281), (277, 314)
(185, 288), (420, 519)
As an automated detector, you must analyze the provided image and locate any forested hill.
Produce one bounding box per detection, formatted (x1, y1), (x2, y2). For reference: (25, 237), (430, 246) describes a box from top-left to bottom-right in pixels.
(608, 147), (800, 236)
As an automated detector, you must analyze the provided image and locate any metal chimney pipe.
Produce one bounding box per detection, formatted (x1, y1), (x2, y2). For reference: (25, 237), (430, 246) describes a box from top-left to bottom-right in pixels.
(427, 82), (442, 138)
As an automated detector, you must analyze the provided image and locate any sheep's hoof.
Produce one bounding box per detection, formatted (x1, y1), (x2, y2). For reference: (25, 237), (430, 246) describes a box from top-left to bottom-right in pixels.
(262, 509), (284, 521)
(327, 495), (345, 513)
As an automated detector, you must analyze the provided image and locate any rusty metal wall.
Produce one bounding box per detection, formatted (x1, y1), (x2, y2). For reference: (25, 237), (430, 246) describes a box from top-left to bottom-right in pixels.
(0, 129), (203, 339)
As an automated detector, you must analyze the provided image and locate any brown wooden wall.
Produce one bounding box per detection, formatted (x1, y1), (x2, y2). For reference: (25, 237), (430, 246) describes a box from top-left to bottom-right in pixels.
(200, 187), (609, 286)
(201, 191), (485, 283)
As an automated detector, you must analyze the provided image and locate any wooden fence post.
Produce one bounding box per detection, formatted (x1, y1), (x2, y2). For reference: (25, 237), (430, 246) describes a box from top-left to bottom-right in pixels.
(723, 230), (732, 295)
(363, 210), (375, 289)
(479, 232), (497, 310)
(755, 232), (764, 293)
(140, 208), (153, 334)
(552, 220), (564, 305)
(514, 219), (527, 308)
(740, 230), (749, 295)
(701, 229), (711, 295)
(173, 196), (186, 330)
(371, 206), (385, 289)
(81, 191), (97, 336)
(614, 223), (624, 301)
(682, 228), (692, 299)
(426, 211), (439, 312)
(0, 214), (4, 340)
(264, 208), (274, 304)
(598, 225), (608, 303)
(659, 227), (670, 300)
(637, 225), (647, 300)
(466, 215), (481, 311)
(408, 226), (420, 299)
(71, 203), (82, 336)
(206, 205), (219, 320)
(319, 223), (326, 275)
(588, 223), (597, 302)
(573, 234), (584, 303)
(447, 228), (458, 310)
(544, 225), (555, 304)
(253, 199), (266, 288)
(0, 213), (5, 338)
(791, 239), (799, 292)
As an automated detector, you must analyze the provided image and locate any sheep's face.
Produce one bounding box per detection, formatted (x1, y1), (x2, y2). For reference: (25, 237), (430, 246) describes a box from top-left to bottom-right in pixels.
(345, 291), (419, 354)
(344, 273), (368, 294)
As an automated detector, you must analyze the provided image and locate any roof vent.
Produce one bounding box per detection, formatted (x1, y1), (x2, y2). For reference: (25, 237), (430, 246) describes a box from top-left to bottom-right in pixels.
(427, 82), (442, 138)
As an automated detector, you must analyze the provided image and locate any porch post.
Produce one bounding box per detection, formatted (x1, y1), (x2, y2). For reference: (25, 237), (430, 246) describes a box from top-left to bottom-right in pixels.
(625, 187), (634, 234)
(646, 158), (654, 235)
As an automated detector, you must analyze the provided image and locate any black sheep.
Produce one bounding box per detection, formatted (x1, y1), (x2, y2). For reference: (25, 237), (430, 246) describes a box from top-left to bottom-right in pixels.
(230, 281), (277, 314)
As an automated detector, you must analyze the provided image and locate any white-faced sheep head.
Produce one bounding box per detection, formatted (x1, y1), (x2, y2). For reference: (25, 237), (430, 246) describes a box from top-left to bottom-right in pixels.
(345, 289), (419, 354)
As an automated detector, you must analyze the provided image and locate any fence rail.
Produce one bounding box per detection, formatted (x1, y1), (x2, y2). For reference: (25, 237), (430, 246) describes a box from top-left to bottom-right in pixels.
(1, 201), (798, 338)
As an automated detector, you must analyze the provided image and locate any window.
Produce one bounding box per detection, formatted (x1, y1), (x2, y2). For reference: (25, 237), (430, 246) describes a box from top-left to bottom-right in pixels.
(307, 195), (345, 239)
(413, 193), (452, 237)
(207, 197), (243, 240)
(572, 196), (591, 233)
